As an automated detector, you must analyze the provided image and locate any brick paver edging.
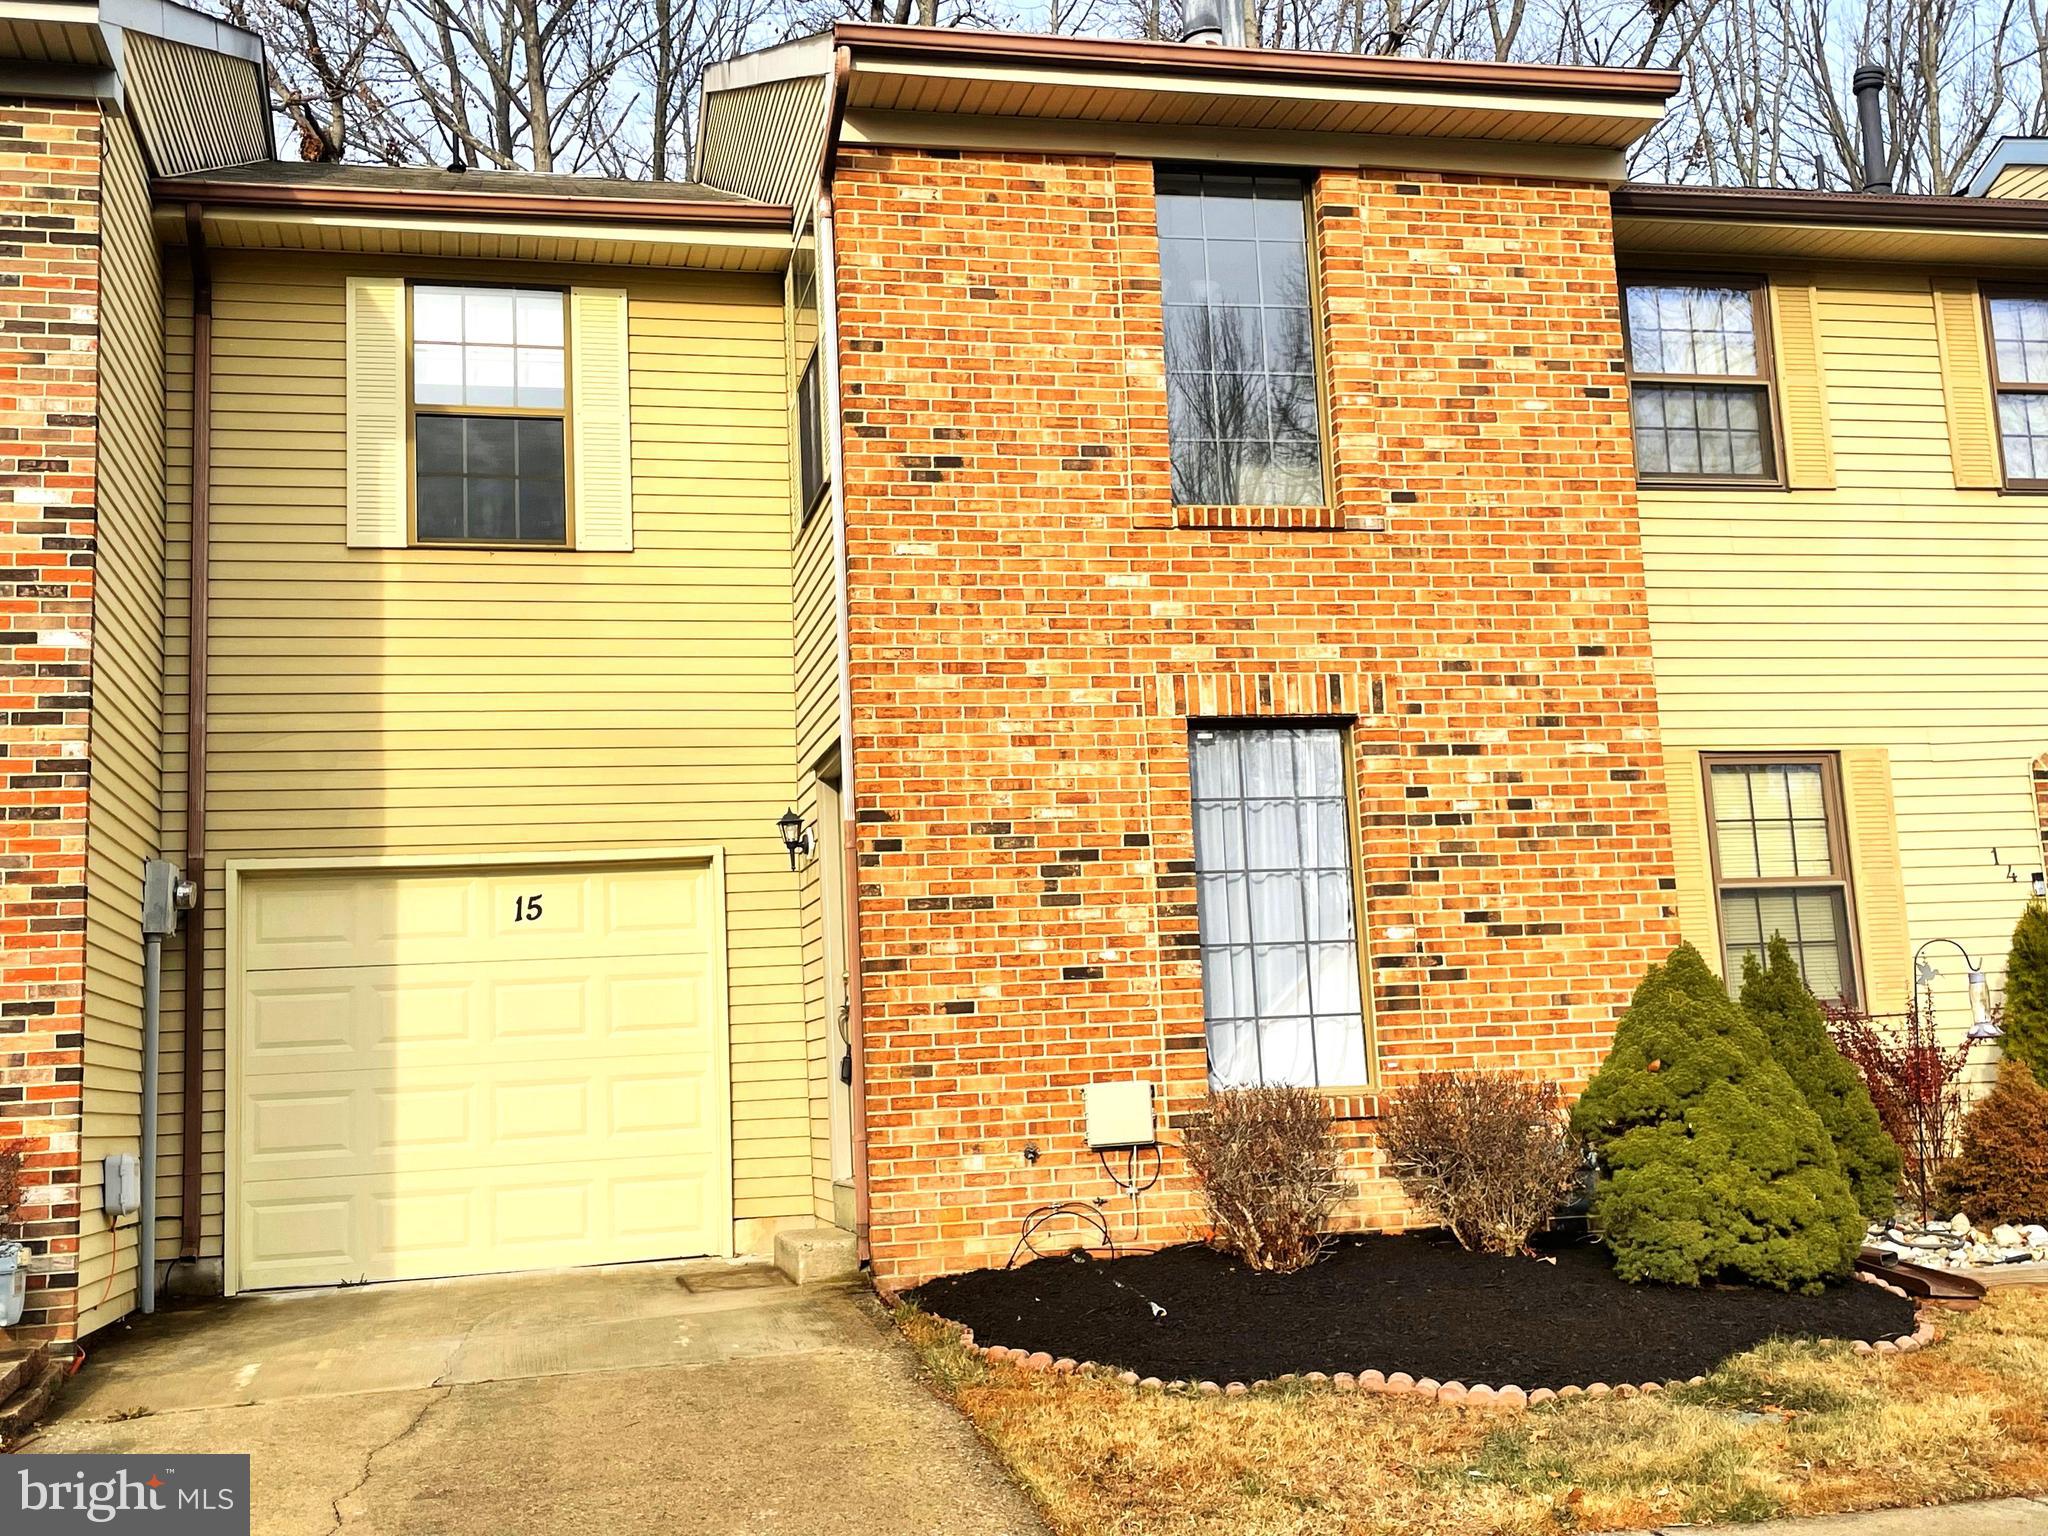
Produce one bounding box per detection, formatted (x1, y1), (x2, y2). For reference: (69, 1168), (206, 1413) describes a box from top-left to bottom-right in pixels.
(911, 1272), (1939, 1411)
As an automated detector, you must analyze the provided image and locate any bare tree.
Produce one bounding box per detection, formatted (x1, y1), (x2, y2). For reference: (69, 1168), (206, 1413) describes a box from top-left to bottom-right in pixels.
(222, 0), (2046, 191)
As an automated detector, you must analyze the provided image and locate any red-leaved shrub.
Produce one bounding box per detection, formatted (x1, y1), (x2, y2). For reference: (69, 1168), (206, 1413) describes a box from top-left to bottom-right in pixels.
(1825, 993), (1979, 1222)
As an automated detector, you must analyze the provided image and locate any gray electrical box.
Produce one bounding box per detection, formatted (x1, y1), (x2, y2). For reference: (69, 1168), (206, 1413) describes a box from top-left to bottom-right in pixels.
(142, 858), (194, 937)
(103, 1152), (139, 1217)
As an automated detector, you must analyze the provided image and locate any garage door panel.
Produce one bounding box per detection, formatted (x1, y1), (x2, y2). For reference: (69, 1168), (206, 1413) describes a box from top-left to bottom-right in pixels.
(243, 957), (715, 1077)
(246, 867), (718, 974)
(241, 1159), (715, 1288)
(244, 1056), (712, 1180)
(236, 860), (728, 1292)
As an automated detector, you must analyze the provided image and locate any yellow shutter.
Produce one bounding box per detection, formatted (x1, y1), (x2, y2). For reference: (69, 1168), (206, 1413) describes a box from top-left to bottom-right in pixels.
(1768, 279), (1835, 490)
(344, 275), (407, 549)
(1662, 747), (1719, 968)
(1931, 276), (2004, 490)
(570, 287), (633, 552)
(1841, 746), (1910, 1013)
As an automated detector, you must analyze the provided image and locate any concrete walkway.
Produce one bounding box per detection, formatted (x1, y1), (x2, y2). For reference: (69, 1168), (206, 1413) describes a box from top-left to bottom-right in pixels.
(1633, 1496), (2048, 1533)
(16, 1260), (1045, 1536)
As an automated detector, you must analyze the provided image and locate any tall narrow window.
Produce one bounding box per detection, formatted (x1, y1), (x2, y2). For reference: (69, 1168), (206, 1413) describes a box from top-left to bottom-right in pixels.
(1623, 278), (1778, 484)
(411, 284), (568, 545)
(796, 351), (827, 517)
(1157, 171), (1323, 508)
(1190, 725), (1366, 1089)
(1705, 755), (1859, 1002)
(1985, 290), (2048, 485)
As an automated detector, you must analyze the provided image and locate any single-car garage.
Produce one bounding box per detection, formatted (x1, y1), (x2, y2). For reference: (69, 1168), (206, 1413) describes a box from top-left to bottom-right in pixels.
(228, 854), (730, 1292)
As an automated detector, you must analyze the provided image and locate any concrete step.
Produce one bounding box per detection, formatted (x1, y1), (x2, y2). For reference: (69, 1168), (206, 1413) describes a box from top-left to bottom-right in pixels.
(774, 1226), (861, 1286)
(0, 1355), (64, 1447)
(0, 1343), (46, 1403)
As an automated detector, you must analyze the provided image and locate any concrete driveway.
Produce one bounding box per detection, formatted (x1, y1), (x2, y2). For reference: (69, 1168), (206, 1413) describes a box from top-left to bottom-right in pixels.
(19, 1261), (1045, 1536)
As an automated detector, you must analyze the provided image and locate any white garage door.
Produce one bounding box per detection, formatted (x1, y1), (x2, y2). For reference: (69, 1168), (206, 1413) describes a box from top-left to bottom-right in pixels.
(232, 859), (729, 1292)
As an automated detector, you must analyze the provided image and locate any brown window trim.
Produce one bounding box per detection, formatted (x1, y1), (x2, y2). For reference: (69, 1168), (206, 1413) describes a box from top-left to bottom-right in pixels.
(1156, 165), (1335, 514)
(1185, 718), (1376, 1090)
(1699, 750), (1864, 1005)
(1980, 283), (2048, 492)
(1621, 271), (1788, 491)
(404, 279), (576, 551)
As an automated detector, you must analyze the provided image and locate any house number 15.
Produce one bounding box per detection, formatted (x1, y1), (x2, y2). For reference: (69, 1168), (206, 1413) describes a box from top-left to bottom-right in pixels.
(513, 894), (544, 923)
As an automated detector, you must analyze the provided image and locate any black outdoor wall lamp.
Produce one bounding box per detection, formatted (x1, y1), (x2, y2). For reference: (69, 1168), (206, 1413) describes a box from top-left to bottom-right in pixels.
(777, 807), (813, 869)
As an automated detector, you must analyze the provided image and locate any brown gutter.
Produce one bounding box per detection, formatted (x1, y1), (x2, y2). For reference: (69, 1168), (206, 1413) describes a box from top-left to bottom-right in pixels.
(816, 50), (865, 1260)
(831, 21), (1680, 102)
(818, 44), (853, 195)
(179, 204), (211, 1260)
(1613, 182), (2048, 231)
(155, 179), (791, 227)
(843, 815), (870, 1265)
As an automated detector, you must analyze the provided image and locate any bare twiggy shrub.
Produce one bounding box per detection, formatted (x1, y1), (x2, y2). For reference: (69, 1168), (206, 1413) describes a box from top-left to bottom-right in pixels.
(1179, 1086), (1347, 1273)
(0, 1141), (23, 1245)
(1381, 1072), (1581, 1256)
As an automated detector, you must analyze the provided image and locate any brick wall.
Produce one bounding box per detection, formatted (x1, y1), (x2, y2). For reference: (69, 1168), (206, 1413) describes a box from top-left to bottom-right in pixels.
(833, 148), (1680, 1286)
(0, 100), (100, 1346)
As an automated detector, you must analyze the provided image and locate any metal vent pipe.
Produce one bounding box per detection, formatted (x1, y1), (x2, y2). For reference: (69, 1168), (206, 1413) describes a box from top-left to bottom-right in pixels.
(1853, 65), (1891, 193)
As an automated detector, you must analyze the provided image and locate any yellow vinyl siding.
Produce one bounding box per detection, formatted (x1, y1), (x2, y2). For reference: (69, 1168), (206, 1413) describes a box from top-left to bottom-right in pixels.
(792, 506), (840, 1218)
(78, 110), (168, 1336)
(1985, 163), (2048, 200)
(118, 31), (268, 177)
(698, 75), (830, 209)
(159, 253), (809, 1263)
(1640, 266), (2048, 1042)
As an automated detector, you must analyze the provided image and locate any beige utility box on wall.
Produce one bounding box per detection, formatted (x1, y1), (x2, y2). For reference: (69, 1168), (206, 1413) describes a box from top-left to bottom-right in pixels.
(1084, 1080), (1157, 1149)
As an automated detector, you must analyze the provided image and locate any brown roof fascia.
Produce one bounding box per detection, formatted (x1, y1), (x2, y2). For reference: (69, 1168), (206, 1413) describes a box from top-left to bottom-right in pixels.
(1614, 182), (2048, 232)
(831, 22), (1681, 103)
(154, 178), (793, 228)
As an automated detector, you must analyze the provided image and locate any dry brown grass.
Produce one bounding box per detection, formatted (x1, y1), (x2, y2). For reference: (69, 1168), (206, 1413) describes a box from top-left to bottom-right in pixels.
(899, 1285), (2048, 1536)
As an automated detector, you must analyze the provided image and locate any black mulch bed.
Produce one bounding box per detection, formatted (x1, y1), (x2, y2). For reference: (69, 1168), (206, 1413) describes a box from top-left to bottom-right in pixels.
(909, 1233), (1917, 1389)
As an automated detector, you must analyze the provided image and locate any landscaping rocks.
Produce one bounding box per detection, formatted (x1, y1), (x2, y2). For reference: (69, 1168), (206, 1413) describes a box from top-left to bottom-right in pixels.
(1870, 1216), (2048, 1269)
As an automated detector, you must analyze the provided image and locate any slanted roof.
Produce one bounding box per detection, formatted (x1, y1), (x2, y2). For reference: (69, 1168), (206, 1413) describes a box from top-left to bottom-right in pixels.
(1967, 137), (2048, 200)
(161, 159), (768, 211)
(160, 159), (794, 272)
(696, 23), (1680, 204)
(1613, 182), (2048, 269)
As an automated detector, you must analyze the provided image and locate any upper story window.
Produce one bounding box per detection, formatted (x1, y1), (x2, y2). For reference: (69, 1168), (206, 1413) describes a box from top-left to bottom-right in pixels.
(1705, 754), (1858, 1003)
(796, 351), (827, 519)
(1157, 170), (1324, 508)
(411, 284), (568, 546)
(1986, 291), (2048, 486)
(788, 233), (829, 524)
(1623, 278), (1779, 484)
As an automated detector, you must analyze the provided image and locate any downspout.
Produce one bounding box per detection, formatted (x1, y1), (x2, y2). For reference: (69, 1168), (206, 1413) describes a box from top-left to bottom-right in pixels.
(179, 205), (212, 1262)
(139, 926), (162, 1310)
(817, 44), (870, 1263)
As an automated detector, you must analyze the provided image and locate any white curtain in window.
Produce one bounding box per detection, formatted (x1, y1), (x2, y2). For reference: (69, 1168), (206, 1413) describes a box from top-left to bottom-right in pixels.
(1190, 727), (1367, 1089)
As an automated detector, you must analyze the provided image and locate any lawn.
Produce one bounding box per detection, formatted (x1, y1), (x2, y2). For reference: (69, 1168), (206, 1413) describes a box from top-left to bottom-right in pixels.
(898, 1284), (2048, 1535)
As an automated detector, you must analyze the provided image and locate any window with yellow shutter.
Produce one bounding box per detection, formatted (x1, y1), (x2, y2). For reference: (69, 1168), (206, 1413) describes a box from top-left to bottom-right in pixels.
(1983, 287), (2048, 488)
(1621, 275), (1783, 487)
(1703, 753), (1861, 1004)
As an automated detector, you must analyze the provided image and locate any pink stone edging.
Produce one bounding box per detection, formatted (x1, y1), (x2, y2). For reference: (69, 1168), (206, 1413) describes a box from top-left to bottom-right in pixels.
(941, 1270), (1939, 1412)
